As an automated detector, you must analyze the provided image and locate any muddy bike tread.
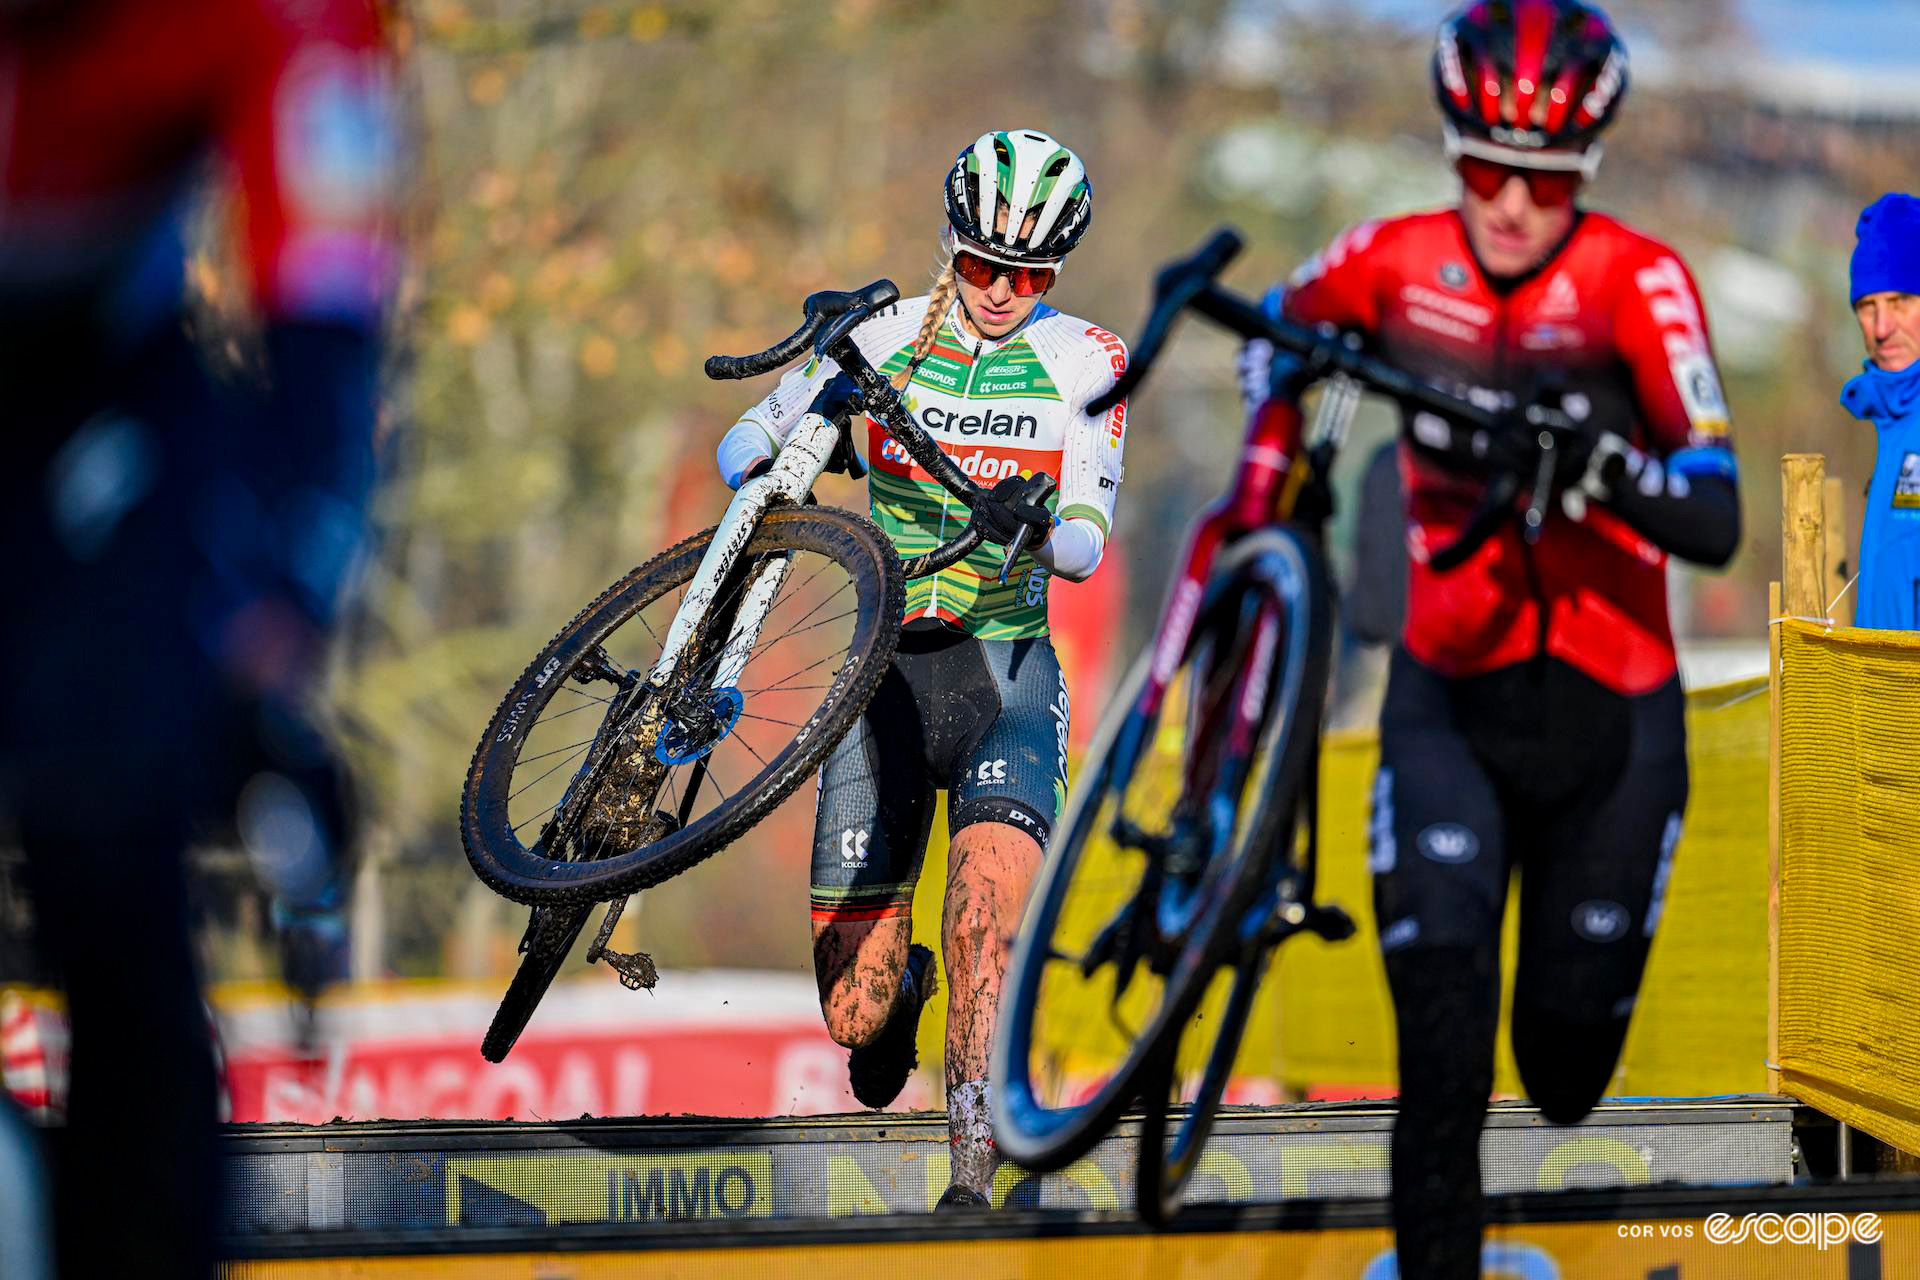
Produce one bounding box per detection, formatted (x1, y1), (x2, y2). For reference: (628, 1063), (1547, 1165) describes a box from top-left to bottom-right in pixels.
(480, 903), (594, 1062)
(462, 506), (905, 907)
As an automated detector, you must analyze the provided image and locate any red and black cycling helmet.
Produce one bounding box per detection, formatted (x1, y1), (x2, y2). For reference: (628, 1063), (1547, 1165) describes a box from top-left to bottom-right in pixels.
(1433, 0), (1628, 167)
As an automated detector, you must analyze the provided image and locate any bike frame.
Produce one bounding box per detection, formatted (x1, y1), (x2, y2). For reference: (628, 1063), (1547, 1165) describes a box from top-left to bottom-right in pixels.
(646, 410), (842, 694)
(1132, 394), (1315, 754)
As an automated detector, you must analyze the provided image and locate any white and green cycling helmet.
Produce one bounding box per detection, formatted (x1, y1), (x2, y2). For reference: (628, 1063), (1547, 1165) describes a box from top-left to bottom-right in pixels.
(943, 129), (1092, 265)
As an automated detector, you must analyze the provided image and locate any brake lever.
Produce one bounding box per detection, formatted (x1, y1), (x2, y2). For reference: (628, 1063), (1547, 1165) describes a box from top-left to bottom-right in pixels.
(1525, 428), (1557, 544)
(996, 473), (1059, 585)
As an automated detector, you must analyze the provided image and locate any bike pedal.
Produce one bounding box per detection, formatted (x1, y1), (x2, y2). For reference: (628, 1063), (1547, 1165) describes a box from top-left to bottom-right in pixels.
(602, 948), (658, 992)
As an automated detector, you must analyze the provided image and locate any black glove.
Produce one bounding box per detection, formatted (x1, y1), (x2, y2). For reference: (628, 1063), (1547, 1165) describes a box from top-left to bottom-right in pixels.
(974, 474), (1054, 548)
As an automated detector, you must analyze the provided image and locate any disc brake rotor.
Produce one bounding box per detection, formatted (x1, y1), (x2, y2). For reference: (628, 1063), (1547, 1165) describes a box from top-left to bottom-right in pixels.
(656, 688), (744, 765)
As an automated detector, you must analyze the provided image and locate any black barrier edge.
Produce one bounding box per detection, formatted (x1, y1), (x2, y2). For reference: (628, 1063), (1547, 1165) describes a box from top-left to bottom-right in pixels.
(220, 1096), (1799, 1154)
(220, 1178), (1920, 1261)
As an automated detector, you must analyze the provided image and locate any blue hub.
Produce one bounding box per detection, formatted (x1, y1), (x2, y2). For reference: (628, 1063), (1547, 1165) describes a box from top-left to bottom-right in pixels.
(656, 688), (745, 765)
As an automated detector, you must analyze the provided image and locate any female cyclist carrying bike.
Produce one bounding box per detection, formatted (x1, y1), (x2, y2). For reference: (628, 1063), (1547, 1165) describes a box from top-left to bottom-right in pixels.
(714, 130), (1129, 1209)
(1239, 4), (1739, 1274)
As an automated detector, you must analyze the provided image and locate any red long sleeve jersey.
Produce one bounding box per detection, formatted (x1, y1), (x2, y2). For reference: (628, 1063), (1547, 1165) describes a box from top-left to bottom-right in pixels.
(0, 0), (396, 325)
(1283, 210), (1735, 695)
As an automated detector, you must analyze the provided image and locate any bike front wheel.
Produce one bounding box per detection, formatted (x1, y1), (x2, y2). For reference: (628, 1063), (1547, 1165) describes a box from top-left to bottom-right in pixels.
(480, 903), (595, 1063)
(462, 506), (905, 907)
(992, 526), (1331, 1179)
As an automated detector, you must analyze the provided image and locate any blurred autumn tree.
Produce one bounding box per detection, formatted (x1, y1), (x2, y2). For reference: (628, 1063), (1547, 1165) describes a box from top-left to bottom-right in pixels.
(257, 0), (1916, 983)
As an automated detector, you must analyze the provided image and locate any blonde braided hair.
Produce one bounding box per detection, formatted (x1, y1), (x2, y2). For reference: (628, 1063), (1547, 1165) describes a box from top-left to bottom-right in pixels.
(891, 256), (960, 392)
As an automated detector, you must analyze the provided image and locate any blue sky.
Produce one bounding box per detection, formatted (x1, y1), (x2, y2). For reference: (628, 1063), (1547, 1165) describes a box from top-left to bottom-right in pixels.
(1740, 0), (1920, 67)
(1290, 0), (1920, 70)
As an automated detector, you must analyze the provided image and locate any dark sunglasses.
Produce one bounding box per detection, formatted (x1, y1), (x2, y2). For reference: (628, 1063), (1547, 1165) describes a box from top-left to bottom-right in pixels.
(1456, 155), (1583, 207)
(953, 249), (1057, 297)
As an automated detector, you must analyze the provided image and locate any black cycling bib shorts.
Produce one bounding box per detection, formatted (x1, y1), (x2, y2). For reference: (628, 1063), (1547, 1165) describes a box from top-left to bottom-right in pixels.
(1370, 648), (1687, 1057)
(809, 623), (1069, 925)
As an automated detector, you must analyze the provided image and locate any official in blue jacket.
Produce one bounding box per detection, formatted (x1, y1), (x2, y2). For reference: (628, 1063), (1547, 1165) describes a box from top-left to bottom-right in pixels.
(1843, 193), (1920, 631)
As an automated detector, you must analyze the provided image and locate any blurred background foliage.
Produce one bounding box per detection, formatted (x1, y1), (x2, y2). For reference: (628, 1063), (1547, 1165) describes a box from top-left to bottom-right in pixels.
(108, 0), (1920, 987)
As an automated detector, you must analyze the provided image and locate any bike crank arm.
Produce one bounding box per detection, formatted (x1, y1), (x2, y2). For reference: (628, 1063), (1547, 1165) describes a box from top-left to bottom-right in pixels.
(585, 892), (660, 992)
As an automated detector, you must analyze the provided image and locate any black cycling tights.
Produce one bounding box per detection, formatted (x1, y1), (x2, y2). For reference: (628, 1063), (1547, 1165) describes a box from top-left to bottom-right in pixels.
(1386, 946), (1498, 1280)
(1372, 653), (1688, 1279)
(1386, 947), (1640, 1279)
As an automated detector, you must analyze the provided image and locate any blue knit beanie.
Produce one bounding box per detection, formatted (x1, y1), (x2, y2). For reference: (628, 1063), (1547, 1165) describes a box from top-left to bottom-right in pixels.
(1850, 193), (1920, 305)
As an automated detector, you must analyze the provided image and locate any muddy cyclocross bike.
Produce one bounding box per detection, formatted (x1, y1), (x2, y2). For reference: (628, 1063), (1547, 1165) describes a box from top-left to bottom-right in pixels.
(461, 282), (1054, 1063)
(992, 229), (1593, 1221)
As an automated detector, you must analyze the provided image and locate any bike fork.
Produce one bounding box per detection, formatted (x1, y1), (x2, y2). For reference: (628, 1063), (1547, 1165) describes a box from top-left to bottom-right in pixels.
(646, 412), (837, 690)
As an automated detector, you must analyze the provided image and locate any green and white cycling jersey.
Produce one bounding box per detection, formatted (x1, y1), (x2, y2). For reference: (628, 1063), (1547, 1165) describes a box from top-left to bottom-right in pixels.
(716, 293), (1129, 640)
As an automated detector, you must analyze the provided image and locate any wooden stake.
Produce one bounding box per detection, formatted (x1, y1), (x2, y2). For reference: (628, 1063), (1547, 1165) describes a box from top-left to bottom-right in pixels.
(1781, 454), (1827, 619)
(1823, 474), (1853, 628)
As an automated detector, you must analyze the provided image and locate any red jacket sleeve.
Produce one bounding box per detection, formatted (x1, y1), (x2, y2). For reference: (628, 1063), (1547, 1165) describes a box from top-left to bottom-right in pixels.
(227, 0), (400, 325)
(1610, 245), (1735, 459)
(1282, 220), (1389, 333)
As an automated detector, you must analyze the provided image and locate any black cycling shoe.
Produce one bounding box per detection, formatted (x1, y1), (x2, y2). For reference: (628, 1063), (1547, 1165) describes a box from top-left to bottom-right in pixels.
(848, 942), (936, 1109)
(936, 1183), (991, 1211)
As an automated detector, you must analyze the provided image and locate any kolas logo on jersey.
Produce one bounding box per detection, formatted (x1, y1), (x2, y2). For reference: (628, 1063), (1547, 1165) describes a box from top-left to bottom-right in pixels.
(1438, 262), (1470, 291)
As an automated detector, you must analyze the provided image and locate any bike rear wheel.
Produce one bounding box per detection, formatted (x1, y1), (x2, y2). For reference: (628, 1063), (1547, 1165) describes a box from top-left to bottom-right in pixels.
(462, 507), (905, 907)
(993, 527), (1330, 1177)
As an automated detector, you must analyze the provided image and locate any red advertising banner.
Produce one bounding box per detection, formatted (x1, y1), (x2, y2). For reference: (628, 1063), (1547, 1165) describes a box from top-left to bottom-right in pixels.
(5, 972), (939, 1125)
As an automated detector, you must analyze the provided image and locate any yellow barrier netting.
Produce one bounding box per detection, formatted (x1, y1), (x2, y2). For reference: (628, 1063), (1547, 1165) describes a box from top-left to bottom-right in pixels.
(1271, 677), (1771, 1098)
(1777, 621), (1920, 1154)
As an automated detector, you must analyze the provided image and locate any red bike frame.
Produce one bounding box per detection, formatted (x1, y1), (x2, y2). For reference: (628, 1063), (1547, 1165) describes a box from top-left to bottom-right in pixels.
(1141, 396), (1311, 722)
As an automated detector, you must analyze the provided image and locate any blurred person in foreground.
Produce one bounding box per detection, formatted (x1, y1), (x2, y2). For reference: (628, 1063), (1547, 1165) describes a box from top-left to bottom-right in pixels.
(0, 1), (398, 1274)
(1842, 194), (1920, 630)
(1240, 2), (1738, 1275)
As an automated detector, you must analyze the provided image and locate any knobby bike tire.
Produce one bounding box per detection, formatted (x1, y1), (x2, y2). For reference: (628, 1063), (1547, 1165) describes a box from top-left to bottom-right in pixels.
(480, 903), (595, 1063)
(994, 526), (1330, 1177)
(1134, 530), (1332, 1220)
(1133, 940), (1266, 1222)
(462, 507), (905, 907)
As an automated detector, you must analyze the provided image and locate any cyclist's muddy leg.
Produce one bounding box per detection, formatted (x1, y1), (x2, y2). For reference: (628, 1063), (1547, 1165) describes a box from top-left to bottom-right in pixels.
(809, 666), (933, 1047)
(811, 917), (913, 1046)
(943, 820), (1042, 1194)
